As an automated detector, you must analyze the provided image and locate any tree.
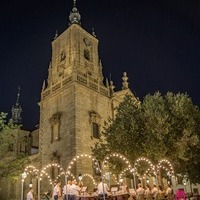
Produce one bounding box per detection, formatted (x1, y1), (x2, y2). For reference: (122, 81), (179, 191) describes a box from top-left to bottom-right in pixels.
(92, 95), (145, 176)
(0, 112), (29, 178)
(92, 95), (144, 160)
(142, 92), (200, 183)
(92, 92), (200, 183)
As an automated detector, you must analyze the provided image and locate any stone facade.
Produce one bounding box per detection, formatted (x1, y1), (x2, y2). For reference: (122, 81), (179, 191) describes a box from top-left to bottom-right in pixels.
(39, 23), (132, 176)
(0, 2), (136, 199)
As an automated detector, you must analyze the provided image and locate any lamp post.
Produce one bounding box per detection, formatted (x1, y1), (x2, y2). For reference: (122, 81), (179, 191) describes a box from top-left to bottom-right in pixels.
(119, 177), (124, 193)
(29, 177), (33, 188)
(21, 172), (27, 200)
(65, 174), (68, 200)
(132, 169), (136, 189)
(78, 173), (82, 182)
(183, 179), (187, 193)
(102, 176), (106, 200)
(38, 178), (40, 200)
(101, 161), (108, 200)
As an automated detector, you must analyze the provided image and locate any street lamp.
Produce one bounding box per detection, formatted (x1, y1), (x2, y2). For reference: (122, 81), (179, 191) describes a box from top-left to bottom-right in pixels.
(38, 177), (41, 200)
(21, 172), (27, 200)
(78, 173), (83, 187)
(132, 168), (137, 189)
(78, 173), (82, 182)
(183, 180), (187, 193)
(119, 178), (123, 184)
(29, 177), (33, 188)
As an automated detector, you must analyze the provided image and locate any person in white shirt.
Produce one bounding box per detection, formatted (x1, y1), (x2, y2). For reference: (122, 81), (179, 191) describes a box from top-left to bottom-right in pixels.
(27, 188), (34, 200)
(63, 180), (72, 200)
(69, 180), (81, 200)
(145, 184), (152, 197)
(158, 185), (165, 200)
(53, 182), (61, 200)
(151, 184), (158, 199)
(165, 184), (172, 200)
(136, 184), (145, 195)
(97, 178), (110, 199)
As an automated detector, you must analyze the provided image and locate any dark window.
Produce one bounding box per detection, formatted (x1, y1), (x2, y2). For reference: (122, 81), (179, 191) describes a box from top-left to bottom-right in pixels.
(92, 123), (99, 139)
(84, 49), (90, 60)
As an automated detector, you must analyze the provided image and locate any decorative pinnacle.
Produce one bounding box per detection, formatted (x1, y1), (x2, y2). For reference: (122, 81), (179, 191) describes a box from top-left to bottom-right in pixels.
(69, 0), (81, 25)
(122, 72), (129, 90)
(54, 30), (58, 40)
(16, 86), (21, 106)
(109, 80), (115, 94)
(92, 28), (96, 37)
(73, 0), (76, 8)
(11, 86), (22, 124)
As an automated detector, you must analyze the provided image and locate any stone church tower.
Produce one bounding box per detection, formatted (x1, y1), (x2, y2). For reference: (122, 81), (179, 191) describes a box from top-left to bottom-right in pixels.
(39, 0), (134, 177)
(0, 1), (135, 199)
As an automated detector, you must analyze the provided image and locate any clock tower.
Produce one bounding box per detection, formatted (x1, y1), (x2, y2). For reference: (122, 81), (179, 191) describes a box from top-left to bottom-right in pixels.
(39, 0), (134, 179)
(39, 0), (111, 176)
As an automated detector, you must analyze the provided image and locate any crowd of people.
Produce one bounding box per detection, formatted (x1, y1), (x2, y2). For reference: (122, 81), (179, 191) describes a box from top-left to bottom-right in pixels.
(26, 179), (174, 200)
(133, 183), (173, 200)
(51, 180), (173, 200)
(52, 178), (111, 200)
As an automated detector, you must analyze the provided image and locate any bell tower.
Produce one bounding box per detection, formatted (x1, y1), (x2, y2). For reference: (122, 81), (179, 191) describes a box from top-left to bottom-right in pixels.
(47, 0), (103, 88)
(39, 0), (135, 179)
(39, 0), (111, 175)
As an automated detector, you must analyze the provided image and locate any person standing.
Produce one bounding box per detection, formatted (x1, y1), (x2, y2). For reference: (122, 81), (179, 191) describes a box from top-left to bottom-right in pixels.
(63, 180), (72, 200)
(136, 184), (145, 200)
(145, 184), (152, 199)
(158, 185), (165, 200)
(97, 178), (110, 198)
(69, 180), (81, 200)
(27, 188), (34, 200)
(151, 184), (158, 200)
(165, 184), (173, 200)
(53, 182), (61, 200)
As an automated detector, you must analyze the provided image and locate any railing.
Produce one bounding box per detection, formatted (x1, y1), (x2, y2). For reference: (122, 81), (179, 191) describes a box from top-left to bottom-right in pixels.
(41, 74), (109, 100)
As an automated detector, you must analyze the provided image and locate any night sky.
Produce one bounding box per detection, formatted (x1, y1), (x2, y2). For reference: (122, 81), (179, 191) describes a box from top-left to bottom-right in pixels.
(1, 0), (200, 130)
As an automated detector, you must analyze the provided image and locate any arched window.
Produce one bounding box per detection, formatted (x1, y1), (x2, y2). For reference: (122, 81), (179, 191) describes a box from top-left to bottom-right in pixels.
(89, 111), (101, 139)
(50, 113), (61, 142)
(92, 122), (100, 139)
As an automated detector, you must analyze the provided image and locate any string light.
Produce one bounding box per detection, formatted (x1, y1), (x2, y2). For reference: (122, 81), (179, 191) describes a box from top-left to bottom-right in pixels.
(156, 159), (174, 176)
(102, 153), (133, 181)
(102, 153), (133, 170)
(82, 174), (97, 186)
(23, 165), (39, 180)
(134, 157), (156, 176)
(119, 167), (133, 180)
(66, 154), (101, 176)
(39, 163), (65, 185)
(22, 155), (175, 187)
